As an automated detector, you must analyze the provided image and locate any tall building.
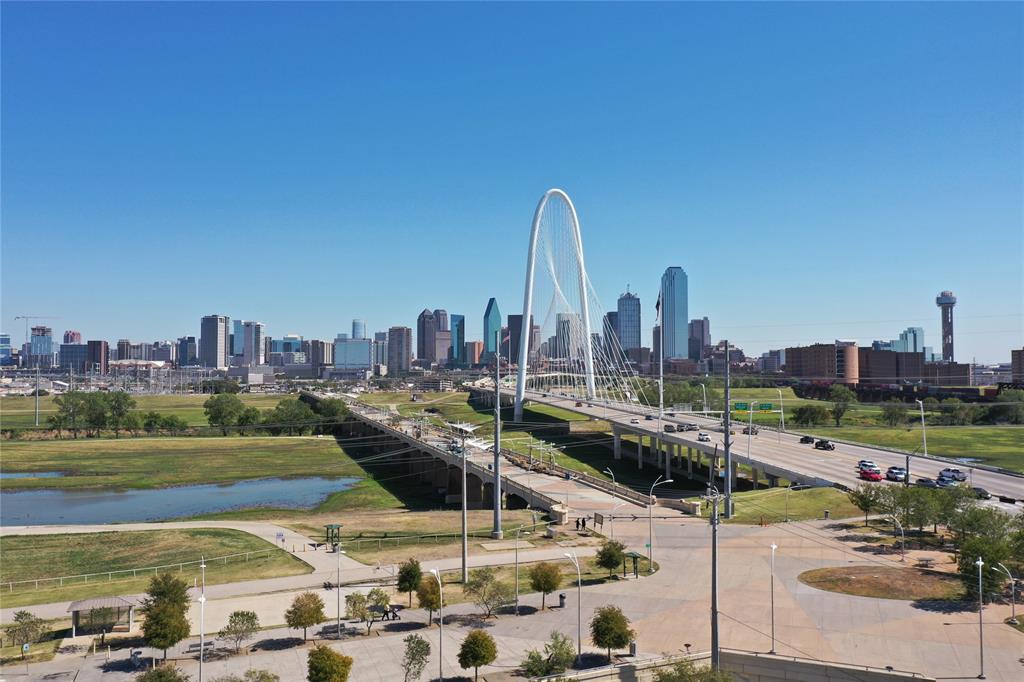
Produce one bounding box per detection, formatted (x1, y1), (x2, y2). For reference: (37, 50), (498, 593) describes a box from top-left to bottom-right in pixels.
(116, 339), (132, 361)
(434, 330), (452, 365)
(466, 341), (483, 365)
(334, 334), (372, 371)
(200, 315), (230, 369)
(29, 326), (54, 368)
(86, 340), (108, 374)
(242, 321), (265, 366)
(449, 315), (466, 366)
(352, 319), (367, 340)
(177, 336), (197, 366)
(271, 335), (303, 353)
(59, 344), (88, 373)
(659, 267), (688, 358)
(416, 309), (437, 362)
(483, 298), (502, 359)
(936, 291), (956, 362)
(63, 330), (82, 344)
(231, 319), (245, 357)
(0, 333), (12, 366)
(784, 341), (859, 384)
(687, 318), (710, 362)
(603, 312), (619, 354)
(507, 314), (534, 365)
(388, 326), (412, 373)
(373, 331), (389, 367)
(554, 313), (583, 359)
(304, 339), (333, 376)
(1011, 348), (1024, 383)
(433, 309), (449, 332)
(616, 290), (641, 351)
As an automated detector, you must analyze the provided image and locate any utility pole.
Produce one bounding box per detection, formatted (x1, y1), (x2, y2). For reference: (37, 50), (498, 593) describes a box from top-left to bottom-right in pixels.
(492, 332), (503, 539)
(35, 366), (41, 427)
(707, 487), (721, 670)
(723, 341), (733, 518)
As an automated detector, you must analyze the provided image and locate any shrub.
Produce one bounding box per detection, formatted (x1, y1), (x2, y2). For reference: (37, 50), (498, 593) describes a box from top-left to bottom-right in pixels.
(307, 644), (352, 682)
(458, 629), (497, 681)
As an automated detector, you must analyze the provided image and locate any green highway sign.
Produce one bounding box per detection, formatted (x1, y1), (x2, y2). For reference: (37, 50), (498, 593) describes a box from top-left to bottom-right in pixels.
(759, 403), (773, 412)
(734, 402), (749, 411)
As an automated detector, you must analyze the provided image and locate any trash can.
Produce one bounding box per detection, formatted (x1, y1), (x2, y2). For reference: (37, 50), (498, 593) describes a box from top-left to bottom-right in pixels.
(823, 509), (830, 520)
(559, 593), (567, 608)
(629, 640), (637, 657)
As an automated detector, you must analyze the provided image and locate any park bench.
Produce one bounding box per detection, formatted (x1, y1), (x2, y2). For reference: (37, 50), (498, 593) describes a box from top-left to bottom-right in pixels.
(916, 557), (936, 569)
(186, 641), (214, 655)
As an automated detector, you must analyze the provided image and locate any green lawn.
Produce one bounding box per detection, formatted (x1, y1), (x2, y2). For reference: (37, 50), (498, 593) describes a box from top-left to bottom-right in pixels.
(0, 529), (311, 608)
(724, 486), (860, 524)
(0, 393), (283, 430)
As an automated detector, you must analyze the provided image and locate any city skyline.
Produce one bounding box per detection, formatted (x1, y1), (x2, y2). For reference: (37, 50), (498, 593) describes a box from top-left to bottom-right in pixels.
(2, 2), (1021, 362)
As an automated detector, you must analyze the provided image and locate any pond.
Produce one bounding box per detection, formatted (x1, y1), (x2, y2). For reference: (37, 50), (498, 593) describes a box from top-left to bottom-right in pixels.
(0, 476), (358, 526)
(0, 471), (65, 479)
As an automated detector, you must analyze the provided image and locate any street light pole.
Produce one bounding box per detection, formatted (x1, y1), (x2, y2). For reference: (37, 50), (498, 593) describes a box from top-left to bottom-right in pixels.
(700, 383), (708, 416)
(335, 547), (346, 637)
(890, 516), (905, 561)
(993, 563), (1017, 625)
(976, 558), (985, 679)
(430, 568), (444, 682)
(648, 475), (673, 574)
(564, 552), (583, 661)
(199, 556), (206, 682)
(915, 399), (928, 458)
(515, 527), (521, 615)
(769, 543), (777, 654)
(493, 341), (503, 539)
(706, 486), (721, 671)
(777, 388), (785, 442)
(604, 467), (617, 497)
(461, 432), (469, 583)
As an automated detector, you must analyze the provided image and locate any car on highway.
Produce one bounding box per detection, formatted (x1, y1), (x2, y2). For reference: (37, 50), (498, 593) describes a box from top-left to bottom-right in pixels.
(630, 418), (639, 424)
(645, 415), (655, 421)
(857, 459), (876, 469)
(938, 468), (968, 482)
(885, 466), (907, 482)
(666, 412), (675, 417)
(915, 478), (938, 488)
(697, 432), (711, 442)
(682, 424), (699, 431)
(936, 476), (959, 488)
(972, 487), (992, 500)
(575, 401), (583, 407)
(742, 426), (759, 435)
(664, 424), (677, 433)
(859, 468), (882, 481)
(799, 435), (815, 444)
(814, 440), (835, 451)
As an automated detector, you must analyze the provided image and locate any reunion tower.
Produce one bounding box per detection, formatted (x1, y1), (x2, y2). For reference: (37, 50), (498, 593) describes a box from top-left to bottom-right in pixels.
(936, 290), (956, 362)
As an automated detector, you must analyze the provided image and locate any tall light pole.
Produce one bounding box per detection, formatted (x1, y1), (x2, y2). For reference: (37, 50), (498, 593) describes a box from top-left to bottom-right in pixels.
(336, 547), (347, 637)
(515, 526), (521, 615)
(199, 556), (206, 682)
(608, 501), (626, 540)
(776, 388), (785, 442)
(723, 347), (733, 518)
(769, 543), (777, 654)
(915, 399), (928, 458)
(648, 475), (673, 573)
(746, 399), (755, 458)
(993, 563), (1017, 625)
(705, 486), (721, 671)
(493, 337), (503, 539)
(563, 552), (583, 661)
(604, 467), (617, 496)
(429, 568), (444, 682)
(658, 278), (665, 428)
(890, 517), (905, 562)
(976, 557), (985, 679)
(700, 383), (708, 415)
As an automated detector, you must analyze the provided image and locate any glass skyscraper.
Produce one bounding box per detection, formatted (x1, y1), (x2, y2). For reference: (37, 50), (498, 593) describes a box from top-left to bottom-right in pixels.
(483, 298), (501, 358)
(660, 267), (688, 359)
(450, 314), (466, 366)
(616, 291), (641, 350)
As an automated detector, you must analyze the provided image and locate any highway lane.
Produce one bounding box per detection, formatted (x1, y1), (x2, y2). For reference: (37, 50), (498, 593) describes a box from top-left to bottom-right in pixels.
(522, 390), (1024, 500)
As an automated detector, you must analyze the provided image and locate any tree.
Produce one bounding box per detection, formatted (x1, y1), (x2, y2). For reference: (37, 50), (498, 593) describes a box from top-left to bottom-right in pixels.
(123, 411), (144, 436)
(463, 567), (515, 618)
(8, 610), (45, 647)
(653, 659), (736, 681)
(458, 629), (497, 681)
(107, 392), (137, 437)
(828, 384), (857, 427)
(397, 559), (423, 607)
(846, 485), (878, 526)
(47, 411), (68, 438)
(595, 539), (627, 577)
(236, 406), (262, 435)
(52, 391), (87, 438)
(345, 592), (372, 634)
(218, 610), (260, 653)
(311, 398), (349, 435)
(790, 405), (829, 426)
(401, 633), (431, 682)
(529, 561), (562, 610)
(141, 574), (190, 660)
(922, 397), (940, 414)
(204, 394), (245, 435)
(880, 400), (908, 427)
(137, 669), (192, 682)
(367, 587), (390, 611)
(286, 592), (325, 641)
(265, 398), (317, 436)
(160, 414), (189, 436)
(307, 644), (352, 682)
(83, 392), (110, 436)
(143, 411), (164, 434)
(959, 536), (1010, 600)
(590, 604), (634, 663)
(211, 672), (280, 682)
(416, 577), (443, 626)
(521, 631), (576, 677)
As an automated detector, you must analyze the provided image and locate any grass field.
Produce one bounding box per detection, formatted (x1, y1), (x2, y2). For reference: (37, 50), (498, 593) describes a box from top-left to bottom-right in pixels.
(724, 487), (860, 524)
(799, 565), (965, 601)
(0, 529), (311, 608)
(0, 393), (283, 430)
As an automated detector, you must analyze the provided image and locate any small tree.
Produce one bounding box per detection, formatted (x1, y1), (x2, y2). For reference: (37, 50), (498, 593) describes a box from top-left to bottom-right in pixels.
(307, 644), (352, 682)
(521, 630), (575, 677)
(828, 384), (857, 427)
(137, 669), (192, 682)
(959, 537), (1010, 600)
(286, 592), (326, 641)
(236, 406), (262, 435)
(590, 605), (634, 663)
(345, 592), (376, 634)
(791, 405), (829, 426)
(653, 658), (736, 681)
(367, 587), (390, 611)
(416, 576), (442, 626)
(161, 414), (189, 436)
(595, 539), (626, 577)
(458, 629), (498, 681)
(397, 558), (423, 607)
(529, 561), (562, 610)
(464, 567), (515, 618)
(107, 391), (137, 437)
(401, 633), (431, 682)
(204, 393), (245, 435)
(880, 400), (908, 427)
(143, 411), (164, 434)
(141, 574), (191, 660)
(211, 672), (280, 682)
(846, 485), (878, 526)
(9, 611), (45, 647)
(218, 610), (260, 653)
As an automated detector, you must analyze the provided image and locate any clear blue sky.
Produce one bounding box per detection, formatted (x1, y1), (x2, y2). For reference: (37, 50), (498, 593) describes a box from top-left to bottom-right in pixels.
(3, 2), (1021, 362)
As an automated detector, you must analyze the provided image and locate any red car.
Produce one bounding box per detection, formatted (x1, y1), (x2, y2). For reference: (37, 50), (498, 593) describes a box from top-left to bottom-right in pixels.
(859, 469), (882, 482)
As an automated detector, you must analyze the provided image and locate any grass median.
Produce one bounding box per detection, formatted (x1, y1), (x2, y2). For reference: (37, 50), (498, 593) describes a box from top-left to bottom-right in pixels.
(724, 487), (859, 524)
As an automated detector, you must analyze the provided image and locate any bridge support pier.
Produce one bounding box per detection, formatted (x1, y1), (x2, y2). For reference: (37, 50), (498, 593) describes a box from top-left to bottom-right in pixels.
(766, 474), (779, 488)
(613, 429), (622, 460)
(752, 468), (760, 489)
(637, 435), (643, 470)
(664, 442), (671, 479)
(432, 460), (448, 490)
(686, 446), (693, 479)
(730, 461), (738, 490)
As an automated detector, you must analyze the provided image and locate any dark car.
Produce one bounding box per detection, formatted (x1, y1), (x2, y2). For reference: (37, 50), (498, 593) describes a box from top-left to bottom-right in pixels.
(972, 487), (992, 500)
(799, 435), (815, 444)
(814, 440), (836, 451)
(916, 477), (938, 488)
(743, 426), (759, 435)
(935, 476), (958, 488)
(682, 424), (699, 432)
(666, 412), (675, 417)
(645, 415), (655, 421)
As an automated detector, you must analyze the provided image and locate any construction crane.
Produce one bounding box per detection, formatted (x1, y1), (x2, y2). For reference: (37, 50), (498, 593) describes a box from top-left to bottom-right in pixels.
(13, 315), (60, 347)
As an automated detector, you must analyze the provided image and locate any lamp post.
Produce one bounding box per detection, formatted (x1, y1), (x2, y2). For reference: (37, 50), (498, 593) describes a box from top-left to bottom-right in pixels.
(975, 557), (985, 679)
(604, 467), (618, 497)
(648, 475), (673, 573)
(563, 552), (583, 661)
(890, 516), (905, 562)
(993, 563), (1017, 625)
(336, 547), (347, 637)
(608, 501), (626, 540)
(747, 399), (755, 458)
(700, 383), (708, 416)
(514, 527), (521, 616)
(769, 543), (777, 654)
(429, 568), (444, 682)
(199, 556), (206, 682)
(776, 388), (785, 442)
(915, 399), (928, 458)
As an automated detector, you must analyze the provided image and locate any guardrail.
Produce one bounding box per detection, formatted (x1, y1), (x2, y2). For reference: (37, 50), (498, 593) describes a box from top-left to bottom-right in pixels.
(5, 548), (278, 594)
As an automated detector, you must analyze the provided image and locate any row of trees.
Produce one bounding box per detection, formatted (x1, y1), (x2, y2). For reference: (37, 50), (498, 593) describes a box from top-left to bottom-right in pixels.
(203, 394), (347, 436)
(880, 391), (1024, 427)
(48, 392), (189, 439)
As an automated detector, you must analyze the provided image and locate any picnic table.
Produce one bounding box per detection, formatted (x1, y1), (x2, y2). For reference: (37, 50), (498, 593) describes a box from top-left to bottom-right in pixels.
(916, 557), (936, 569)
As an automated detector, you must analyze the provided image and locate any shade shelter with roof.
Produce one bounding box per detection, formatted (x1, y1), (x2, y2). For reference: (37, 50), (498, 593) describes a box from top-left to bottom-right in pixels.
(67, 596), (140, 637)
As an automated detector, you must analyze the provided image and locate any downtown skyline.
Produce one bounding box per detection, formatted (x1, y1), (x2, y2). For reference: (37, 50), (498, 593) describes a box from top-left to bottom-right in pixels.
(2, 2), (1020, 362)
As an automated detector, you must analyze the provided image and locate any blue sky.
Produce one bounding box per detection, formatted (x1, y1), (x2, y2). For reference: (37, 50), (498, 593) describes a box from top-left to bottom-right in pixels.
(3, 2), (1021, 362)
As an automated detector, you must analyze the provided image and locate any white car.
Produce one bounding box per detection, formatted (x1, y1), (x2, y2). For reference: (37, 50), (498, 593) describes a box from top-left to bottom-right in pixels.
(857, 460), (876, 471)
(697, 432), (711, 442)
(630, 418), (639, 424)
